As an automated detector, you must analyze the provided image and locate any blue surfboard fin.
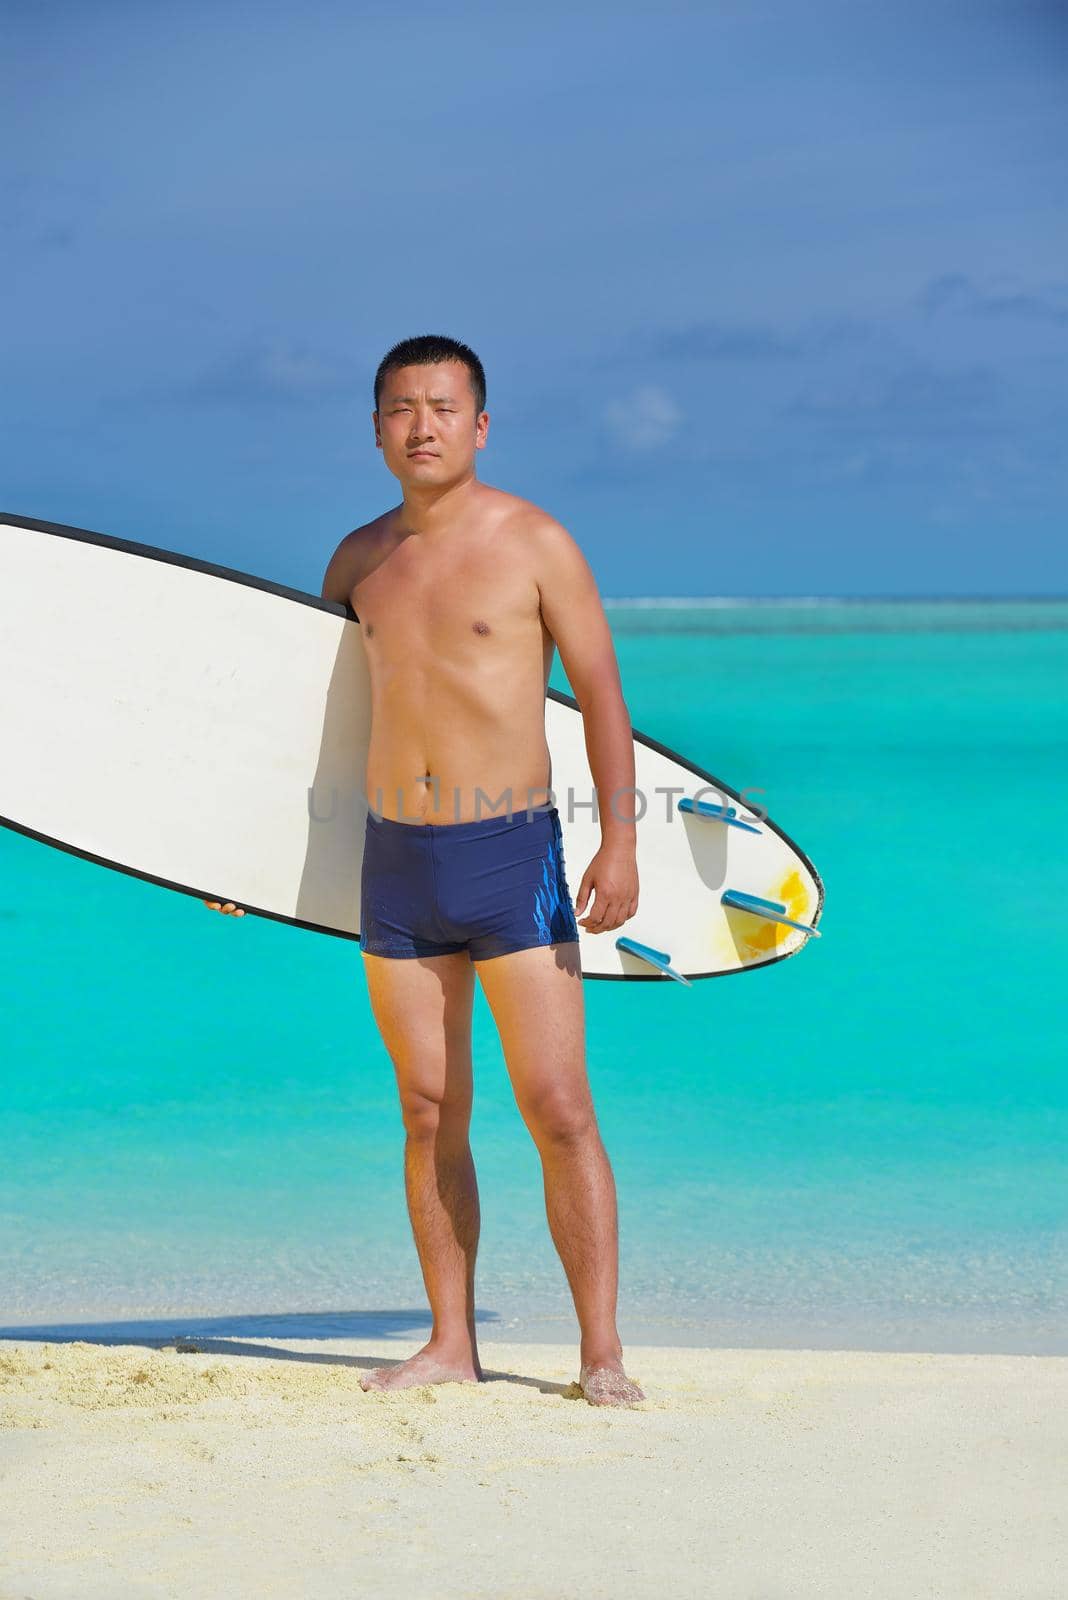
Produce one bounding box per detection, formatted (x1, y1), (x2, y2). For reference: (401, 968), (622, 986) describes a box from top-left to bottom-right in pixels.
(720, 889), (821, 938)
(678, 795), (762, 834)
(615, 936), (693, 986)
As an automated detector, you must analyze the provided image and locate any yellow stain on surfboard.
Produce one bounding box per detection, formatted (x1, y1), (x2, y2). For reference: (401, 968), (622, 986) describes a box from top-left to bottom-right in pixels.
(734, 868), (812, 959)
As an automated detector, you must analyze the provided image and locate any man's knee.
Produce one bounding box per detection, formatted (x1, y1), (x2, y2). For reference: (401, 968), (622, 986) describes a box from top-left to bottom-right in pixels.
(398, 1086), (472, 1141)
(521, 1089), (597, 1148)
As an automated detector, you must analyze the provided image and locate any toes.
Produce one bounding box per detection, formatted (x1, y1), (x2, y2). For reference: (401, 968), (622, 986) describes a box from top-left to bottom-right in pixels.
(586, 1387), (645, 1407)
(578, 1363), (646, 1406)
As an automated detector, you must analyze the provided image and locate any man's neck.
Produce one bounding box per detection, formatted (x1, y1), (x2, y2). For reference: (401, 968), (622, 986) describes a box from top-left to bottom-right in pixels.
(399, 471), (481, 537)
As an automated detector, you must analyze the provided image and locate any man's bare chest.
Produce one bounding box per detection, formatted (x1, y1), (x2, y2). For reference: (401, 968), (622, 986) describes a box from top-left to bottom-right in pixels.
(352, 537), (543, 656)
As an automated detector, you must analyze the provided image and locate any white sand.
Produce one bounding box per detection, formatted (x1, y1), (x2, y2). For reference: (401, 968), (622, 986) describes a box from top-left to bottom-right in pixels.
(0, 1335), (1065, 1599)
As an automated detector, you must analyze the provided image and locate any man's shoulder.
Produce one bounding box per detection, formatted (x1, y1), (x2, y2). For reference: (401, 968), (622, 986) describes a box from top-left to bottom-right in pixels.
(322, 509), (396, 605)
(336, 508), (399, 571)
(491, 489), (576, 548)
(339, 508), (396, 546)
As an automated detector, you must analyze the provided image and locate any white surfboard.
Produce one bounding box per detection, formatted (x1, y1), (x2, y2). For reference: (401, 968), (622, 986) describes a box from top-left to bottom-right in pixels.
(0, 513), (824, 982)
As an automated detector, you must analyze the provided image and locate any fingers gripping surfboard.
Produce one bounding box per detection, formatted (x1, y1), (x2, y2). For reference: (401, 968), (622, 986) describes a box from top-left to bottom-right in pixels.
(0, 513), (825, 982)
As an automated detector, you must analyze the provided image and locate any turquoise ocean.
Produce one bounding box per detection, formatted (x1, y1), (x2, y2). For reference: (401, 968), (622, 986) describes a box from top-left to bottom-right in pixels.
(2, 599), (1066, 1354)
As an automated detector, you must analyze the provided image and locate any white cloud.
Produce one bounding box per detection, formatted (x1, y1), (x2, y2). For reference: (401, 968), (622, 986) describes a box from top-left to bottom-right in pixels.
(602, 385), (682, 452)
(186, 339), (350, 404)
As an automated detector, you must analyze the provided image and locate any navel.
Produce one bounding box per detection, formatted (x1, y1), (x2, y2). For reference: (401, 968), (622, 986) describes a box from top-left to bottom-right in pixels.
(365, 622), (374, 638)
(472, 619), (491, 636)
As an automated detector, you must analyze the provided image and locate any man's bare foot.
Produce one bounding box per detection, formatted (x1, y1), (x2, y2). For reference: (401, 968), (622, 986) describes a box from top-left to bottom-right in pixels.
(359, 1340), (483, 1393)
(578, 1358), (645, 1407)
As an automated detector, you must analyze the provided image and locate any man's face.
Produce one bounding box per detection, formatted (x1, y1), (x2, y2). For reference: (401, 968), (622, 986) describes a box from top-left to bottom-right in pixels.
(374, 360), (486, 482)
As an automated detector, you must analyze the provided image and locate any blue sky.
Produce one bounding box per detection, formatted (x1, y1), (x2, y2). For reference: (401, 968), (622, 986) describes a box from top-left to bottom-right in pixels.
(4, 0), (1066, 597)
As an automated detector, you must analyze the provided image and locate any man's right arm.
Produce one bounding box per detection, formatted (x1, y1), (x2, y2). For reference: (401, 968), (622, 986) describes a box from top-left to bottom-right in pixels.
(321, 529), (360, 608)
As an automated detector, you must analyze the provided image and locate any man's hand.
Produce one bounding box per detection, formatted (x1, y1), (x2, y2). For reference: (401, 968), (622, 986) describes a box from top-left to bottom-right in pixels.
(573, 841), (638, 934)
(202, 900), (245, 917)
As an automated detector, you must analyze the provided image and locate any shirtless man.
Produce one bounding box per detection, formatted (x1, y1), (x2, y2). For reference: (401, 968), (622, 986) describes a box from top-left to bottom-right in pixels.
(207, 333), (644, 1406)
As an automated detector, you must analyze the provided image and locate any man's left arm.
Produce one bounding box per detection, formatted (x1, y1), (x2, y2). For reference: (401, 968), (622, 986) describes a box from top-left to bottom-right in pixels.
(533, 517), (638, 936)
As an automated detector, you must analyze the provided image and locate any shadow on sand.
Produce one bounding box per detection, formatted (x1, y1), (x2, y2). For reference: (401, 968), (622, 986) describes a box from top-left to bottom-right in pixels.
(0, 1308), (575, 1396)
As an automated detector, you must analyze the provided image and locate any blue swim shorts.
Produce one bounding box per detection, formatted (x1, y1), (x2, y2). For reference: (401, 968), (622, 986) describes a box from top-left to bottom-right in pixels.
(359, 801), (581, 960)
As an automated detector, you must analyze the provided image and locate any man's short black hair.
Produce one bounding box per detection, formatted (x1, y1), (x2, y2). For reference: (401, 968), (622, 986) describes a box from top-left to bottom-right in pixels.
(374, 334), (486, 417)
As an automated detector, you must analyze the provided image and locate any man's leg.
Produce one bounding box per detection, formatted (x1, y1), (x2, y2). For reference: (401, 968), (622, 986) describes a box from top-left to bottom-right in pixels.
(473, 943), (644, 1405)
(359, 948), (483, 1391)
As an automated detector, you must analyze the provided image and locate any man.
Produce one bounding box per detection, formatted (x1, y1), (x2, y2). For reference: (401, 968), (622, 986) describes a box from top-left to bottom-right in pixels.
(208, 334), (644, 1406)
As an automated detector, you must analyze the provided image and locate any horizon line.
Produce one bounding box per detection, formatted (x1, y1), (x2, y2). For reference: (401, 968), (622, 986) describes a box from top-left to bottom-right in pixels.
(602, 594), (1068, 607)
